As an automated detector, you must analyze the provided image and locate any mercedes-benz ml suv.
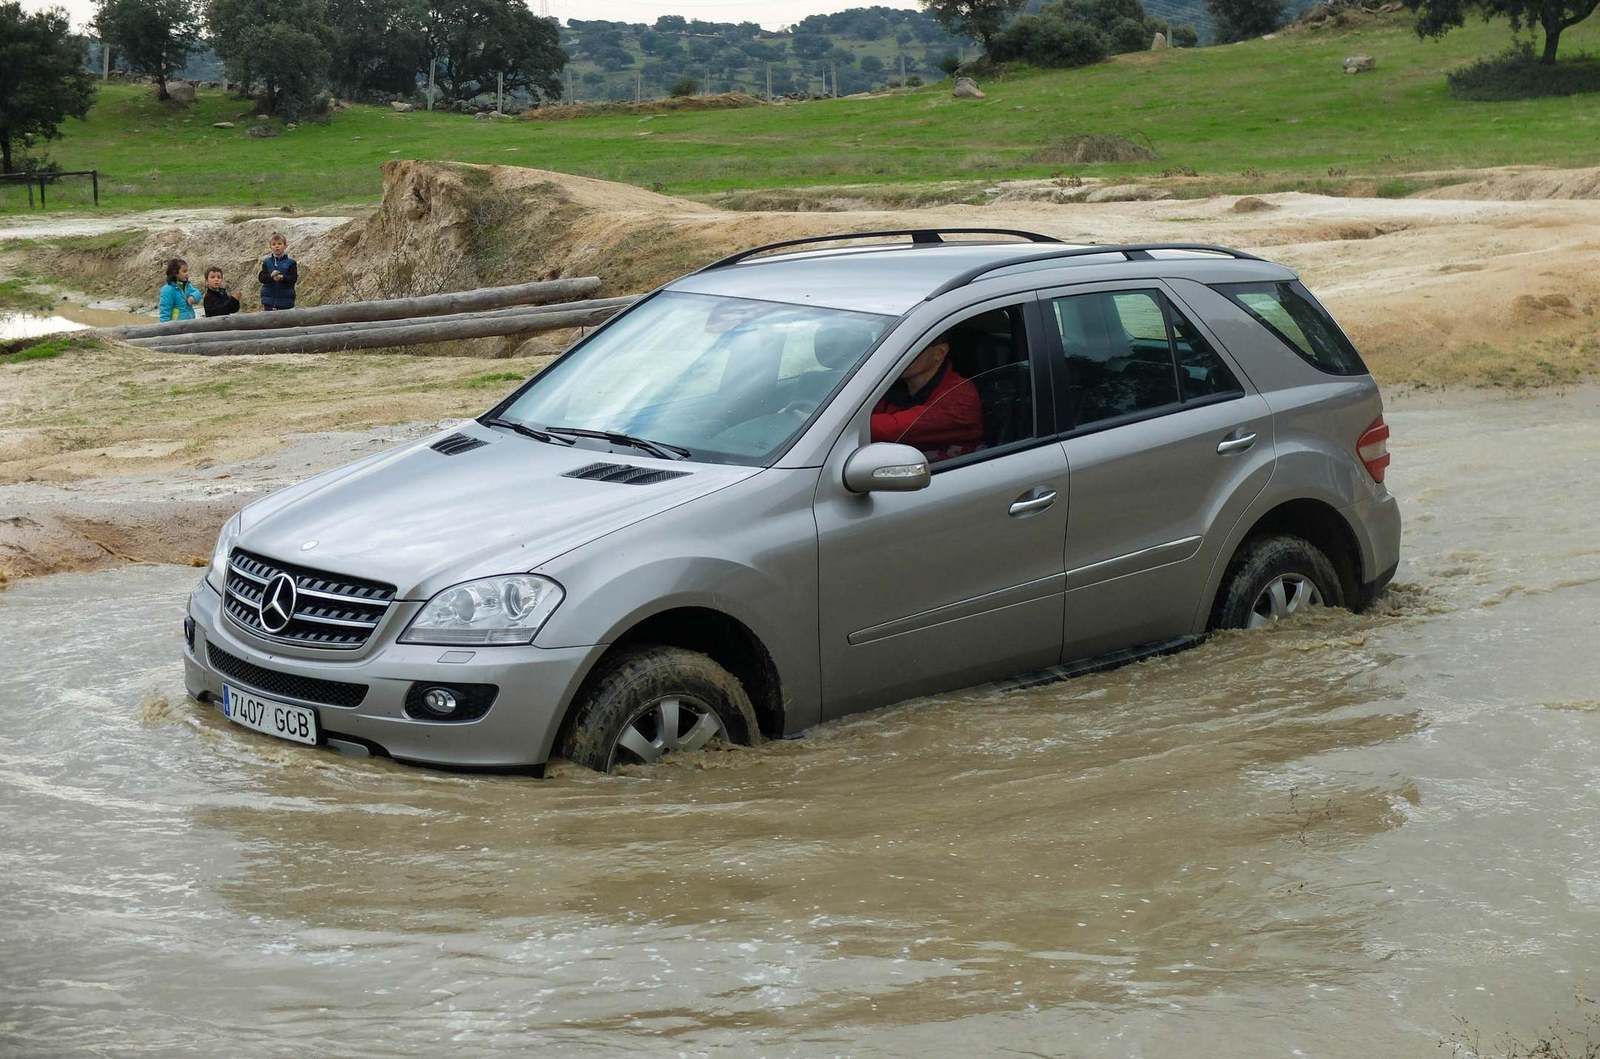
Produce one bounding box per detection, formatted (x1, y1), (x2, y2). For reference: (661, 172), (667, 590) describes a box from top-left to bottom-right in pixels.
(184, 230), (1401, 773)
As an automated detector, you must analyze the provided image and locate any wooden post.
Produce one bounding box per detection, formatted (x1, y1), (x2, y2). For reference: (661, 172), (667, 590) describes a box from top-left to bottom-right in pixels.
(101, 39), (110, 80)
(92, 170), (99, 206)
(832, 64), (838, 97)
(496, 71), (503, 114)
(635, 69), (641, 103)
(765, 62), (771, 100)
(900, 53), (906, 83)
(427, 59), (436, 110)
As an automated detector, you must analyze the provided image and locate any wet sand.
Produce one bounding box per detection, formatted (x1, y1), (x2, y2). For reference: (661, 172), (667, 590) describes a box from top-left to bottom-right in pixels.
(2, 386), (1597, 1054)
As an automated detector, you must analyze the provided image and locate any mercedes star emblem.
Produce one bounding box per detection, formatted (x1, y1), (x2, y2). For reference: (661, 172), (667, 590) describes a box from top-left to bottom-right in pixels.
(258, 572), (298, 634)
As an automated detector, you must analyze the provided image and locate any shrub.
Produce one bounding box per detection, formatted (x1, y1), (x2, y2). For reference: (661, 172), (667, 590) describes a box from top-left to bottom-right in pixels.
(1206, 0), (1284, 42)
(992, 13), (1109, 66)
(1109, 15), (1150, 51)
(936, 51), (963, 75)
(1171, 23), (1199, 45)
(1445, 42), (1600, 99)
(668, 75), (700, 97)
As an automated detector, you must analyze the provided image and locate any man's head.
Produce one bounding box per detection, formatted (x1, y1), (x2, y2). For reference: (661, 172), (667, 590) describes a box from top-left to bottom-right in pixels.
(903, 336), (952, 392)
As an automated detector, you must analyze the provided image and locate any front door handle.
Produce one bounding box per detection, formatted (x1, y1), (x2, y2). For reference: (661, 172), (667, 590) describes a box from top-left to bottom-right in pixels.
(1217, 431), (1257, 455)
(1008, 488), (1057, 517)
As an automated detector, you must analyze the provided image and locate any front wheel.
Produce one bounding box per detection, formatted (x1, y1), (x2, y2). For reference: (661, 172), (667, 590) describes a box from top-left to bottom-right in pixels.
(559, 646), (759, 772)
(1211, 534), (1343, 631)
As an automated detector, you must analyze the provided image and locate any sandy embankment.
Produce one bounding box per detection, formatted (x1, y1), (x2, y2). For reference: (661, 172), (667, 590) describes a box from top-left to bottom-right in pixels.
(2, 160), (1597, 583)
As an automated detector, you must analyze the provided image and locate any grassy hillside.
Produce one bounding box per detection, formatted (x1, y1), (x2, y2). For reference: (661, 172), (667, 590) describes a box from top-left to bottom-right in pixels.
(7, 14), (1599, 215)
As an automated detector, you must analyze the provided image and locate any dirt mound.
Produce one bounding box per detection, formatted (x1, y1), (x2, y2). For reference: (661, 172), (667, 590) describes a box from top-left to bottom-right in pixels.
(1027, 134), (1157, 165)
(1419, 166), (1600, 201)
(522, 92), (764, 122)
(1231, 196), (1279, 213)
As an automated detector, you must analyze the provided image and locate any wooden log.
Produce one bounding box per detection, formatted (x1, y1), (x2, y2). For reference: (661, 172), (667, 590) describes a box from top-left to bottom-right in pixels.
(125, 296), (636, 349)
(105, 276), (603, 339)
(136, 304), (624, 357)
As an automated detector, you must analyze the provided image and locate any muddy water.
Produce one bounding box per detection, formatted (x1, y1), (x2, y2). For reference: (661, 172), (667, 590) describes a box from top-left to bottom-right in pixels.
(0, 304), (146, 341)
(3, 389), (1599, 1055)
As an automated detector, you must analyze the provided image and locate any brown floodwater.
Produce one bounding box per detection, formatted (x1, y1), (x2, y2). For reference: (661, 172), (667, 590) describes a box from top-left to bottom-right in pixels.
(3, 388), (1598, 1055)
(0, 304), (147, 342)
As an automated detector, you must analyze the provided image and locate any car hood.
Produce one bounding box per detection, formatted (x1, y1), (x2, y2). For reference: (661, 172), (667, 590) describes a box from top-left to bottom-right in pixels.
(237, 424), (757, 599)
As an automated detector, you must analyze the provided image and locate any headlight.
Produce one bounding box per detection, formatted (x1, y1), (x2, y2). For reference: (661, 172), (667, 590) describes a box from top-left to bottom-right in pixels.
(399, 574), (564, 646)
(206, 514), (242, 593)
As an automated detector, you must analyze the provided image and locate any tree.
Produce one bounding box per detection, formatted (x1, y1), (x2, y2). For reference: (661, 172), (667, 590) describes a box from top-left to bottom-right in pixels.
(921, 0), (1028, 51)
(0, 3), (95, 174)
(1407, 0), (1595, 62)
(1206, 0), (1284, 41)
(207, 0), (332, 117)
(668, 73), (699, 96)
(95, 0), (199, 100)
(324, 0), (429, 98)
(425, 0), (566, 102)
(990, 12), (1108, 65)
(1171, 22), (1199, 44)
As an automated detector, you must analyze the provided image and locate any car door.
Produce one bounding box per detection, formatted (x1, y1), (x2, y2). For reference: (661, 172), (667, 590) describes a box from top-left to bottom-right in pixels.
(814, 297), (1070, 719)
(1041, 281), (1276, 660)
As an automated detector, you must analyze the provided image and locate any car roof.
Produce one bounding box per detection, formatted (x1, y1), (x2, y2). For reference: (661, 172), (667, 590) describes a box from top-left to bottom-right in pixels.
(666, 240), (1298, 316)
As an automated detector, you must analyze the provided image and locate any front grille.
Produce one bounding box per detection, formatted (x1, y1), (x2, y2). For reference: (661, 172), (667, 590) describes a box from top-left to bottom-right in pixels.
(563, 461), (692, 485)
(224, 548), (396, 650)
(206, 642), (368, 708)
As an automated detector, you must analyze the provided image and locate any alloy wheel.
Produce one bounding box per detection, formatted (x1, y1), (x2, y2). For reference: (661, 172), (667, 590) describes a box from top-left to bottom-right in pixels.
(1247, 573), (1323, 629)
(611, 695), (725, 767)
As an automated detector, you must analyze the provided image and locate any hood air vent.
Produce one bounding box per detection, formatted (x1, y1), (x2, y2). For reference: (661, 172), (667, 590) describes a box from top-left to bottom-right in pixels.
(430, 433), (488, 455)
(563, 462), (691, 486)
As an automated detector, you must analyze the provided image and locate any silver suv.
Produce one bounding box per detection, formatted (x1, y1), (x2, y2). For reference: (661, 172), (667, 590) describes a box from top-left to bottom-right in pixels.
(183, 230), (1400, 773)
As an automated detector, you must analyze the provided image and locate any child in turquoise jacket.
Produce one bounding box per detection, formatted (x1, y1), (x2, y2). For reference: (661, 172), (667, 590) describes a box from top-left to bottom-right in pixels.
(158, 258), (204, 322)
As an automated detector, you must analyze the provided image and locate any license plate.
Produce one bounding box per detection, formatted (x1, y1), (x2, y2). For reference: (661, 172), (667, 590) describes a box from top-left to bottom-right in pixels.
(221, 685), (319, 746)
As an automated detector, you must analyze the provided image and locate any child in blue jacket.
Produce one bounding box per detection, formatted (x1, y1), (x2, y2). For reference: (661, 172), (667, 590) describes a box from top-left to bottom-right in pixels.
(258, 232), (298, 310)
(158, 258), (203, 321)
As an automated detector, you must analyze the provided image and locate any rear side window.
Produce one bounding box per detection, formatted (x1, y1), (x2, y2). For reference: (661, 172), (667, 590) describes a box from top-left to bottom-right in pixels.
(1049, 289), (1243, 430)
(1214, 281), (1367, 376)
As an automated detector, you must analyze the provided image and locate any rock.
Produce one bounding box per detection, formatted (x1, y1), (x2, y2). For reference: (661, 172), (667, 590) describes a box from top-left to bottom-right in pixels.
(1084, 183), (1172, 203)
(211, 121), (235, 129)
(473, 111), (492, 120)
(1379, 2), (1403, 10)
(1344, 54), (1376, 73)
(390, 101), (413, 112)
(165, 80), (196, 104)
(491, 110), (515, 119)
(1151, 31), (1168, 49)
(246, 124), (278, 138)
(952, 77), (985, 100)
(1261, 32), (1277, 39)
(285, 122), (298, 130)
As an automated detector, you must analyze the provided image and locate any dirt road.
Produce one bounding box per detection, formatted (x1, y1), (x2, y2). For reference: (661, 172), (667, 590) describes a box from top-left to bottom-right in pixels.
(2, 385), (1597, 1054)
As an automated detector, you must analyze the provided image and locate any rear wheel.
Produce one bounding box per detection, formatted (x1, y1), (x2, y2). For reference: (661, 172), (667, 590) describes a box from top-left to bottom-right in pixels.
(1212, 534), (1343, 631)
(560, 646), (759, 772)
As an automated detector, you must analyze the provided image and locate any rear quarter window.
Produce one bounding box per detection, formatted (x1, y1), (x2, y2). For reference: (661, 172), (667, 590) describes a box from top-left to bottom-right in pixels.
(1212, 280), (1368, 376)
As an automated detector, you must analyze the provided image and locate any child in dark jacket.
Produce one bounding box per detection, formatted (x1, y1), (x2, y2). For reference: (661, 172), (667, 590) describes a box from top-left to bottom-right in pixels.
(258, 232), (298, 310)
(202, 266), (241, 317)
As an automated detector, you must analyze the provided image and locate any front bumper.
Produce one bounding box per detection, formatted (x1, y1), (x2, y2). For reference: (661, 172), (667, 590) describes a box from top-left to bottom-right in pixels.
(184, 581), (603, 768)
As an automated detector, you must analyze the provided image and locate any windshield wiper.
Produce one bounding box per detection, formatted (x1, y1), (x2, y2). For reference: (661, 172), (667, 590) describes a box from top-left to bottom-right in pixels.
(482, 417), (575, 446)
(543, 426), (691, 461)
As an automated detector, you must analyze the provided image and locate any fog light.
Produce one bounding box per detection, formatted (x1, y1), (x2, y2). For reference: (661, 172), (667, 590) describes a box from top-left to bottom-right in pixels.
(183, 616), (196, 650)
(421, 688), (458, 715)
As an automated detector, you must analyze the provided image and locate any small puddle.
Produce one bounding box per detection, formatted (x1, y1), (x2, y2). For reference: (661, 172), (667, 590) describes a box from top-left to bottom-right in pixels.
(1, 304), (147, 341)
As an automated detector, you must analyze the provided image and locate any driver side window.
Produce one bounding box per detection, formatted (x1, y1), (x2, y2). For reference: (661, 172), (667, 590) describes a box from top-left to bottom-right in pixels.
(870, 306), (1038, 467)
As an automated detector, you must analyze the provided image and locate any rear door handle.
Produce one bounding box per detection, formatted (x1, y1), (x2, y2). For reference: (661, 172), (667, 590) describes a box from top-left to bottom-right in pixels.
(1008, 488), (1057, 517)
(1217, 431), (1257, 455)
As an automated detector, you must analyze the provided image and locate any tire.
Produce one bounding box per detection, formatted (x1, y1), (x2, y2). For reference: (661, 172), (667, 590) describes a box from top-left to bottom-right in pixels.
(559, 645), (760, 772)
(1211, 534), (1344, 631)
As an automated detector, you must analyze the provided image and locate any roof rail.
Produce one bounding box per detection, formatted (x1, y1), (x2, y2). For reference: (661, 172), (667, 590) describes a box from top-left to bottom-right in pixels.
(698, 228), (1061, 272)
(924, 243), (1266, 300)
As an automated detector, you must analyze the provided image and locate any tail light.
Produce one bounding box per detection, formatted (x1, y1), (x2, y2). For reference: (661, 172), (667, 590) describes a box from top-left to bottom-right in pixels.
(1357, 417), (1390, 483)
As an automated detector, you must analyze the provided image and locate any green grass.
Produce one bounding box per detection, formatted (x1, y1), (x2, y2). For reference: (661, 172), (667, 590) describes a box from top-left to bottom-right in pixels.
(5, 16), (1598, 214)
(0, 278), (53, 312)
(0, 335), (101, 364)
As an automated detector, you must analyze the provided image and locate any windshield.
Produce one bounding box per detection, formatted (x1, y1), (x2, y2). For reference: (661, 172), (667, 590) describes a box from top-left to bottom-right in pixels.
(496, 291), (893, 464)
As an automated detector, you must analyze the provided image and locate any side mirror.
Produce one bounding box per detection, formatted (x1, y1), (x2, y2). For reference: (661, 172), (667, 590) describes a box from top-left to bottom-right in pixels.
(843, 443), (930, 494)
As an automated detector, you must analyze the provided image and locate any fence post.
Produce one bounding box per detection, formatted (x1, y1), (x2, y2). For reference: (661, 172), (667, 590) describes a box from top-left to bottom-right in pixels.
(92, 170), (99, 206)
(101, 39), (110, 80)
(427, 59), (436, 110)
(496, 70), (503, 114)
(38, 176), (46, 208)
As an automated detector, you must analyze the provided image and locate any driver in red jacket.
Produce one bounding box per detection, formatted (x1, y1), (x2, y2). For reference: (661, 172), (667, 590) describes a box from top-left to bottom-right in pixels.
(870, 333), (984, 462)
